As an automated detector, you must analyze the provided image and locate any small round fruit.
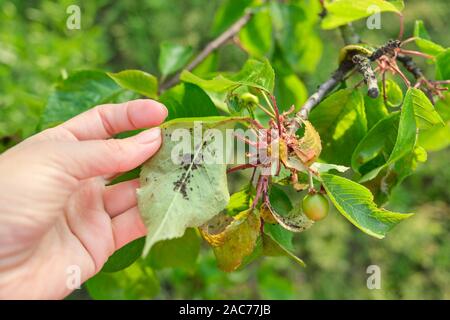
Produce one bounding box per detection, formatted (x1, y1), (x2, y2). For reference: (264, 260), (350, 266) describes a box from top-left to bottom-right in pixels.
(240, 92), (259, 105)
(302, 193), (329, 221)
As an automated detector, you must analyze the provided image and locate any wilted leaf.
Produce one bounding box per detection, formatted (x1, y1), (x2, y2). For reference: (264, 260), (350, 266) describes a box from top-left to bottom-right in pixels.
(201, 210), (261, 272)
(293, 120), (322, 165)
(274, 70), (308, 112)
(200, 213), (234, 246)
(363, 88), (389, 129)
(322, 0), (402, 30)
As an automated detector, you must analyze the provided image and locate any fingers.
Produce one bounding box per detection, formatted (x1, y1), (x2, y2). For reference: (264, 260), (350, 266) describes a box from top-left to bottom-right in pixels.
(104, 179), (139, 217)
(60, 99), (168, 140)
(111, 206), (147, 250)
(54, 127), (161, 179)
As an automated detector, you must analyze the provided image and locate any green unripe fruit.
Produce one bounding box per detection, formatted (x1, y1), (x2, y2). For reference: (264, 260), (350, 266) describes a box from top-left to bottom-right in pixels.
(302, 193), (329, 221)
(240, 92), (259, 105)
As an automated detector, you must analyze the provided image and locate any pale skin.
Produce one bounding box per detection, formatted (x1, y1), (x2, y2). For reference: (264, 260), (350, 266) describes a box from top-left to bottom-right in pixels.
(0, 99), (168, 299)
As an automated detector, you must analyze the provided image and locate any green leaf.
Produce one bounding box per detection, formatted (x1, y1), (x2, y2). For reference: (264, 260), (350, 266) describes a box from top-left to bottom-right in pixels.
(239, 7), (272, 58)
(192, 53), (219, 77)
(275, 73), (308, 111)
(419, 125), (450, 152)
(309, 89), (367, 166)
(158, 42), (193, 78)
(408, 88), (444, 130)
(41, 70), (127, 127)
(383, 79), (403, 108)
(436, 49), (450, 81)
(180, 58), (275, 93)
(322, 0), (402, 30)
(231, 58), (275, 92)
(263, 223), (294, 251)
(225, 184), (254, 216)
(363, 89), (389, 129)
(160, 83), (219, 120)
(352, 112), (400, 176)
(358, 88), (417, 182)
(201, 210), (261, 272)
(137, 117), (241, 256)
(147, 228), (201, 271)
(101, 237), (144, 273)
(86, 261), (159, 300)
(211, 0), (254, 36)
(108, 70), (158, 98)
(310, 162), (349, 173)
(413, 20), (445, 56)
(419, 93), (450, 151)
(373, 145), (427, 202)
(321, 173), (413, 239)
(180, 71), (237, 92)
(386, 89), (417, 161)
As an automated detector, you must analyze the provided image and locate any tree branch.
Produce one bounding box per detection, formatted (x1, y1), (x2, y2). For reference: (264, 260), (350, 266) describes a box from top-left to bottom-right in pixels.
(287, 22), (361, 134)
(160, 10), (254, 91)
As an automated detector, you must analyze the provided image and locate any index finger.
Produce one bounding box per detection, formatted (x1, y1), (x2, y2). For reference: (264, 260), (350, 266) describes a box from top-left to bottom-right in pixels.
(60, 99), (168, 140)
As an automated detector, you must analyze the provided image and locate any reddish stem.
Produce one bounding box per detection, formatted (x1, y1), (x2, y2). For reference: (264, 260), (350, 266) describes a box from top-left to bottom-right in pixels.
(227, 163), (257, 174)
(397, 13), (404, 40)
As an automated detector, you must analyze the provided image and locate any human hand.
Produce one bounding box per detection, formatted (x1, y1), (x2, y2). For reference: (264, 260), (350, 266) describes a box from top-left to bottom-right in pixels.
(0, 99), (167, 299)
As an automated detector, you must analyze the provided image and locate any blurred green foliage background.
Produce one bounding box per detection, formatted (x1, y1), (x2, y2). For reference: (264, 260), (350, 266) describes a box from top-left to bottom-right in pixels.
(0, 0), (449, 299)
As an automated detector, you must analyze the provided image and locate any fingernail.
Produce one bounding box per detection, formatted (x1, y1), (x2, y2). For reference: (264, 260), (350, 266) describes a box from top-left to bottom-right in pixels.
(155, 101), (168, 119)
(135, 127), (161, 144)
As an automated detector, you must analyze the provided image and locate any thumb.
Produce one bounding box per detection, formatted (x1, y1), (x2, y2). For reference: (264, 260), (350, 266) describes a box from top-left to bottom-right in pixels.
(53, 127), (162, 179)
